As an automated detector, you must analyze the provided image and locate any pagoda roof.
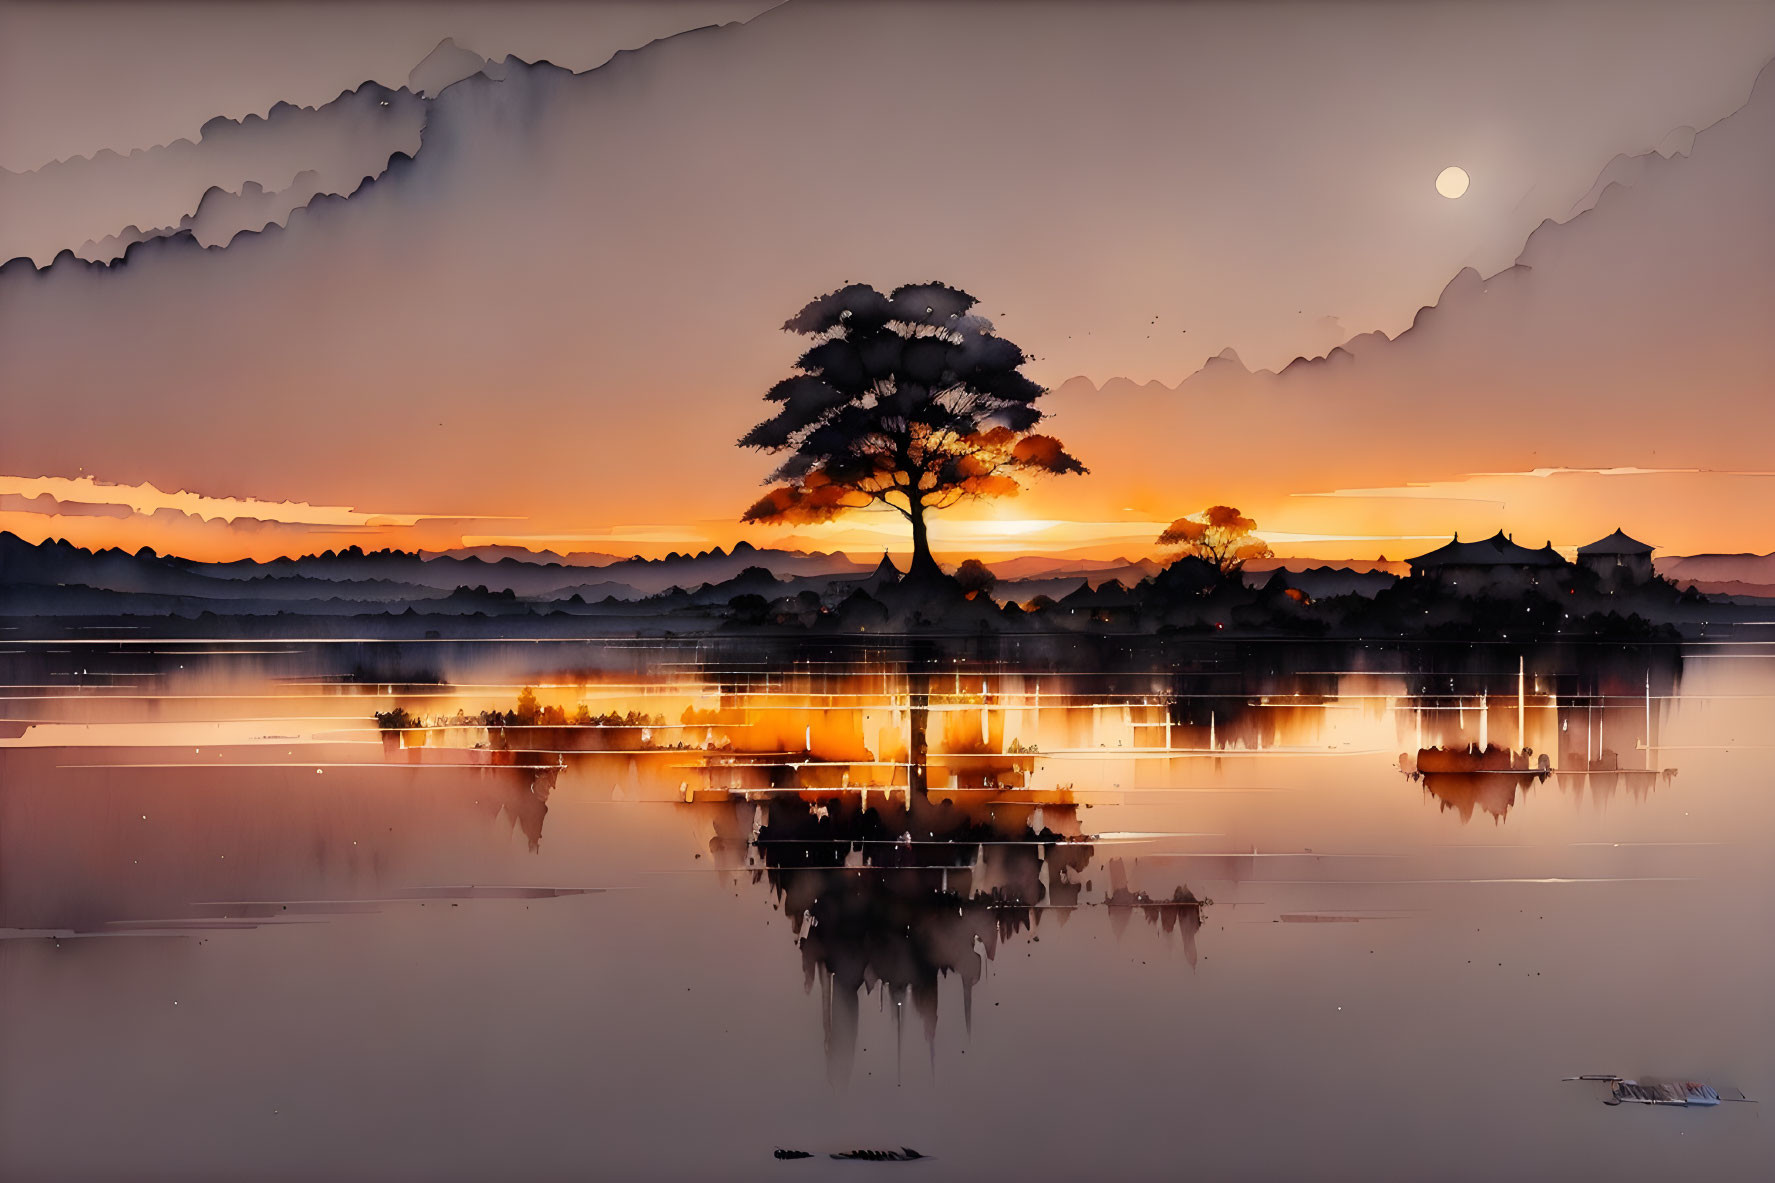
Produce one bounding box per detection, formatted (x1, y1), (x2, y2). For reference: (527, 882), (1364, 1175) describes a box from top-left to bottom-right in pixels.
(1576, 528), (1654, 556)
(1408, 530), (1565, 569)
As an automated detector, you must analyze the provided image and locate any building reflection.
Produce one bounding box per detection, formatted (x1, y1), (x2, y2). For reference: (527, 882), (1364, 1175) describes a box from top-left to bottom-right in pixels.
(1396, 650), (1680, 821)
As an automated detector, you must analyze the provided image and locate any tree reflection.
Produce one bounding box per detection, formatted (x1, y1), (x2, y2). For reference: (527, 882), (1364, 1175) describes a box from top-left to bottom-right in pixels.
(353, 639), (1692, 1074)
(690, 656), (1102, 1080)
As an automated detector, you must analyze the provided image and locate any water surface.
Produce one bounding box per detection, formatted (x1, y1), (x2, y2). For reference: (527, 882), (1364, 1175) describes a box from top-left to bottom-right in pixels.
(2, 637), (1770, 1180)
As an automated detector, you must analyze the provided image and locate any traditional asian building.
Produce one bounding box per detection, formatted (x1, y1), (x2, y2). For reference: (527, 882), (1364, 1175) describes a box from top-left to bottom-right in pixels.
(1407, 530), (1566, 594)
(822, 551), (903, 605)
(1575, 528), (1655, 586)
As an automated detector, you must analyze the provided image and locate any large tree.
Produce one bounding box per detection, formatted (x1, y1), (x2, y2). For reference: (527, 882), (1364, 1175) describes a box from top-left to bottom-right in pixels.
(739, 282), (1085, 577)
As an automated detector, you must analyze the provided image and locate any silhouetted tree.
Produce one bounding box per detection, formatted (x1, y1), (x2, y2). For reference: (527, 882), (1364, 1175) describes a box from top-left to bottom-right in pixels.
(739, 283), (1085, 577)
(727, 593), (770, 625)
(1158, 506), (1272, 580)
(953, 558), (998, 599)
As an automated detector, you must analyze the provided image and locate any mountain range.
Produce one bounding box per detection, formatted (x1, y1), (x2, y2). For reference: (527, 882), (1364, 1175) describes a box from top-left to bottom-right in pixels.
(8, 530), (1768, 619)
(0, 533), (885, 609)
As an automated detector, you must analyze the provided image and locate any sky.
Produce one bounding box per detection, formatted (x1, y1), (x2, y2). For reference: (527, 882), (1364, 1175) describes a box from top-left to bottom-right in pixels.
(3, 0), (1774, 563)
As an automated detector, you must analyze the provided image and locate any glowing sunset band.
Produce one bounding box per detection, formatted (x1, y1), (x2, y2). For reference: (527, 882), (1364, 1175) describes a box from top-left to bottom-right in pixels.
(0, 473), (456, 528)
(10, 463), (1775, 565)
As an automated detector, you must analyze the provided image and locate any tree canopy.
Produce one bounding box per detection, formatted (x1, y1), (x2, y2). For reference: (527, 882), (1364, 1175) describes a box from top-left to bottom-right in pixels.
(953, 558), (998, 599)
(739, 282), (1084, 575)
(1157, 506), (1272, 578)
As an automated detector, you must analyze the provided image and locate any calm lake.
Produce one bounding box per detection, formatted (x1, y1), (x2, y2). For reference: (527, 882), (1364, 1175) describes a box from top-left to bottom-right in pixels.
(3, 635), (1771, 1181)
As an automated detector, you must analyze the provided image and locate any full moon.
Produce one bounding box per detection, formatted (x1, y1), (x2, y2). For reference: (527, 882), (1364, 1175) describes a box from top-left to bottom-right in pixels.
(1435, 165), (1470, 199)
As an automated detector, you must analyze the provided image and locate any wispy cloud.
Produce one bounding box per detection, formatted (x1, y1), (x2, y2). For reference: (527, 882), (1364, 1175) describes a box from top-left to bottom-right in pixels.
(0, 473), (489, 529)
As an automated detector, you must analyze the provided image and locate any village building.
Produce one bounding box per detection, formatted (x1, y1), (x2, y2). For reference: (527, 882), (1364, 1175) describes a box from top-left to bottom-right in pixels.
(827, 551), (903, 599)
(1058, 577), (1141, 627)
(1407, 530), (1567, 594)
(1576, 528), (1655, 587)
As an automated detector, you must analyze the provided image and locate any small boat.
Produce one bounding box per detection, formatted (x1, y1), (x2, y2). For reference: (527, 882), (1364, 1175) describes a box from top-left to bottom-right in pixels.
(1566, 1075), (1747, 1107)
(1607, 1080), (1720, 1107)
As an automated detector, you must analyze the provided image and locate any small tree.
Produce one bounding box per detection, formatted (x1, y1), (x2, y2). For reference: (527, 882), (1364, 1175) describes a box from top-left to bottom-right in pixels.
(739, 282), (1085, 577)
(1158, 506), (1272, 579)
(953, 558), (998, 599)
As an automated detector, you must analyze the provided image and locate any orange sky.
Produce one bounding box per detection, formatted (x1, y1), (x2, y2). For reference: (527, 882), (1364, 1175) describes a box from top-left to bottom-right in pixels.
(4, 466), (1768, 566)
(5, 2), (1774, 566)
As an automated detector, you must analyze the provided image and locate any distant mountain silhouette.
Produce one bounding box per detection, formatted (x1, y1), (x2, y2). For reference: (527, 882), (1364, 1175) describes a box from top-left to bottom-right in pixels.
(0, 532), (875, 613)
(1657, 553), (1775, 596)
(986, 555), (1162, 581)
(416, 544), (621, 565)
(4, 531), (1616, 617)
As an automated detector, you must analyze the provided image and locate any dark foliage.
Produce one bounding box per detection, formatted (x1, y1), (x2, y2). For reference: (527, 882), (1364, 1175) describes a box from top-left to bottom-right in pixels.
(739, 283), (1084, 575)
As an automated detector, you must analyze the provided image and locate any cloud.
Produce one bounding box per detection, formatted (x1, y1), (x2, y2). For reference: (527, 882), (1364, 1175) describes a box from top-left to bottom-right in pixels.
(408, 38), (501, 99)
(1563, 125), (1697, 219)
(79, 171), (339, 260)
(0, 492), (133, 519)
(1045, 58), (1775, 520)
(0, 83), (426, 265)
(0, 2), (780, 172)
(0, 473), (447, 527)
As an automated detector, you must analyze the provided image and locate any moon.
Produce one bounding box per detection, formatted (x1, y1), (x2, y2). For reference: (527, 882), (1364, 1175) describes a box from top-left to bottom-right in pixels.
(1435, 165), (1470, 199)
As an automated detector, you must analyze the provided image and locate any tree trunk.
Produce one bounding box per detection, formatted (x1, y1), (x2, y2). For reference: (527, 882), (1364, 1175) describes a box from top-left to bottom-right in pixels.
(906, 660), (929, 799)
(907, 497), (940, 579)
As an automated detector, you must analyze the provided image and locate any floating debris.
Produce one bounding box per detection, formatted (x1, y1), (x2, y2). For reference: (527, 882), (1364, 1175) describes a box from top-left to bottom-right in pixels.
(1278, 914), (1364, 924)
(830, 1147), (926, 1161)
(773, 1148), (814, 1159)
